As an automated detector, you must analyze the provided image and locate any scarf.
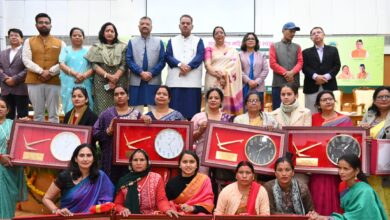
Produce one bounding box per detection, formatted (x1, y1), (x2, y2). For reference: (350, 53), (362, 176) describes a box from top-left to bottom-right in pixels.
(280, 100), (299, 126)
(273, 178), (305, 215)
(115, 165), (151, 214)
(67, 106), (87, 125)
(85, 42), (127, 66)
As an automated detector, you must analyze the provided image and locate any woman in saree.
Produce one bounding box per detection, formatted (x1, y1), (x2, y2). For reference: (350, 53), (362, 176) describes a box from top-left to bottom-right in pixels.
(308, 154), (388, 220)
(263, 155), (314, 214)
(310, 90), (353, 215)
(0, 98), (27, 219)
(62, 87), (97, 126)
(240, 32), (269, 107)
(114, 149), (179, 217)
(204, 26), (243, 115)
(144, 85), (185, 121)
(214, 161), (270, 215)
(360, 86), (390, 214)
(85, 22), (128, 115)
(191, 88), (233, 173)
(59, 27), (94, 113)
(165, 150), (214, 214)
(43, 144), (114, 216)
(93, 86), (143, 182)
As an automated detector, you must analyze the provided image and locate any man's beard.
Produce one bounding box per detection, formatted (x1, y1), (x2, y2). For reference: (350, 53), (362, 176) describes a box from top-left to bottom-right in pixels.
(38, 28), (50, 36)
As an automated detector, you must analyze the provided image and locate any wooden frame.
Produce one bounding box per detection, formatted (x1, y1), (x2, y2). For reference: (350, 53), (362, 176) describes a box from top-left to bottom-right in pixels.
(201, 121), (287, 175)
(113, 120), (193, 167)
(284, 126), (369, 175)
(371, 139), (390, 175)
(13, 213), (112, 219)
(9, 120), (92, 169)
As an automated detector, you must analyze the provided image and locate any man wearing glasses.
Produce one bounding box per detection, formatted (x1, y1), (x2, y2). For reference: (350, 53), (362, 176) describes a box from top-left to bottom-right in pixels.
(302, 27), (341, 113)
(269, 22), (303, 110)
(22, 13), (66, 123)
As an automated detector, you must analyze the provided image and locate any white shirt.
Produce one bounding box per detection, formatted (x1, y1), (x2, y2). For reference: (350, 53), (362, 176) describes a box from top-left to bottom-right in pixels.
(9, 45), (22, 63)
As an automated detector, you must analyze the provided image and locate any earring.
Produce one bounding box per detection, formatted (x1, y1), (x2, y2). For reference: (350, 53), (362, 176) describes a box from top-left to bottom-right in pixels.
(354, 176), (358, 181)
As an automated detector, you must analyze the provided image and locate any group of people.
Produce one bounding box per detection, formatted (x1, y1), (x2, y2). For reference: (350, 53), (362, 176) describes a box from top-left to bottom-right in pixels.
(0, 11), (389, 220)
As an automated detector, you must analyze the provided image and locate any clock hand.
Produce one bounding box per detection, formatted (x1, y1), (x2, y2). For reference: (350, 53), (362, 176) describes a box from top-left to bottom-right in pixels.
(127, 136), (151, 145)
(218, 139), (244, 147)
(216, 133), (222, 145)
(215, 133), (230, 151)
(343, 143), (351, 152)
(24, 135), (37, 151)
(298, 142), (322, 154)
(292, 141), (309, 157)
(123, 134), (137, 150)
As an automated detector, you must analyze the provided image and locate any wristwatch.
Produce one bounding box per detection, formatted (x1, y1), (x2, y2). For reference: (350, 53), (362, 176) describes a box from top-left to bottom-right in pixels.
(178, 62), (182, 67)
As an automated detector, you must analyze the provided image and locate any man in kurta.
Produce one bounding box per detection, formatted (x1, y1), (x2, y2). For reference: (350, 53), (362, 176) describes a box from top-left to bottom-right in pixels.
(269, 22), (303, 110)
(126, 16), (165, 113)
(22, 13), (65, 123)
(165, 14), (205, 120)
(0, 28), (29, 119)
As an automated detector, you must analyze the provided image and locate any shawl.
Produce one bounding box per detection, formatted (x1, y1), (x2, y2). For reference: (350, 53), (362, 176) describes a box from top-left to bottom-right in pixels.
(67, 105), (88, 125)
(272, 178), (305, 214)
(172, 173), (214, 213)
(85, 42), (127, 67)
(280, 100), (300, 126)
(116, 165), (151, 214)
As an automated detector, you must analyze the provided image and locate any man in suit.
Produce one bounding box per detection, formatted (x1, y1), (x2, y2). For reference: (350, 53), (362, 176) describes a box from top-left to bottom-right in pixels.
(0, 28), (29, 119)
(302, 27), (341, 113)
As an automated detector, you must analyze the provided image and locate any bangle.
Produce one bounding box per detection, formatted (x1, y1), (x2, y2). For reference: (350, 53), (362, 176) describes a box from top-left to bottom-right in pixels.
(0, 154), (2, 159)
(106, 128), (112, 135)
(52, 208), (58, 214)
(104, 73), (107, 78)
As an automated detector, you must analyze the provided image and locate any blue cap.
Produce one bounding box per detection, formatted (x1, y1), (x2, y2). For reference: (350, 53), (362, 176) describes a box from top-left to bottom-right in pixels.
(282, 22), (300, 31)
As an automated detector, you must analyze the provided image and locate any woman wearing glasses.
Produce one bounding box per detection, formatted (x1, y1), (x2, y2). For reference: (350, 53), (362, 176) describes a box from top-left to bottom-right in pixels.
(240, 33), (269, 108)
(204, 26), (243, 115)
(310, 90), (353, 216)
(360, 86), (390, 214)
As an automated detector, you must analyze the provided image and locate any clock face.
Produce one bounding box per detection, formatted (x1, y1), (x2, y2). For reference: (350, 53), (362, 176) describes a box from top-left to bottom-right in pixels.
(326, 135), (361, 165)
(245, 134), (276, 166)
(50, 132), (81, 161)
(154, 128), (184, 159)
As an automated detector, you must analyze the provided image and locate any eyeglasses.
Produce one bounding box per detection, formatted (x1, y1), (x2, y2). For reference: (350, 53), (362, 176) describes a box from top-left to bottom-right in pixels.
(246, 37), (256, 41)
(320, 97), (334, 102)
(37, 21), (51, 25)
(247, 99), (260, 104)
(311, 31), (323, 36)
(376, 95), (390, 101)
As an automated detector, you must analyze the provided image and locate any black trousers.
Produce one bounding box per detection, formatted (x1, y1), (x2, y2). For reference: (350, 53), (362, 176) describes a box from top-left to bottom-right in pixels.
(2, 94), (29, 119)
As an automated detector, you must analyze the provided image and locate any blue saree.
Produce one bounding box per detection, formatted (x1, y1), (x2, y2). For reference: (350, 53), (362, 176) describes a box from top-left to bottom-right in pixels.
(60, 170), (114, 213)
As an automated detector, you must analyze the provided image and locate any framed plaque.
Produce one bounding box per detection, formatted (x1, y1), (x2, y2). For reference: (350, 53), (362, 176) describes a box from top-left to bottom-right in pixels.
(371, 139), (390, 175)
(13, 213), (112, 220)
(113, 120), (192, 167)
(201, 121), (287, 175)
(8, 120), (92, 169)
(284, 127), (369, 175)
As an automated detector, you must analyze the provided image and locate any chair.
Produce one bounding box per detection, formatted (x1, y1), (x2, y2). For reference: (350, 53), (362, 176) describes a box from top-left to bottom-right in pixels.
(298, 87), (305, 109)
(333, 90), (343, 112)
(353, 87), (375, 114)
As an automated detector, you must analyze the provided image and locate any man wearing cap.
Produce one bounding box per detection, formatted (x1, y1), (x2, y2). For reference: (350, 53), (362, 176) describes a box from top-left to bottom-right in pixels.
(302, 26), (341, 113)
(269, 22), (303, 110)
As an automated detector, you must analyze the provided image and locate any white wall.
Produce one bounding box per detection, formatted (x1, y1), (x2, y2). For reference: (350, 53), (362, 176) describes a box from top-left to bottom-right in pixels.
(1, 0), (390, 49)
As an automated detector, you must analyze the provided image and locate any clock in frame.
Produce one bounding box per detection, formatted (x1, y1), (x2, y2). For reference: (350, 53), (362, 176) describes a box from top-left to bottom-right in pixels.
(8, 120), (92, 169)
(371, 139), (390, 175)
(283, 126), (369, 175)
(113, 119), (192, 167)
(202, 121), (287, 175)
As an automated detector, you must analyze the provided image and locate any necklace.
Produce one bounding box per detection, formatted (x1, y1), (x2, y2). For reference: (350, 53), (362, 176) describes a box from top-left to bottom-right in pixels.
(137, 173), (150, 199)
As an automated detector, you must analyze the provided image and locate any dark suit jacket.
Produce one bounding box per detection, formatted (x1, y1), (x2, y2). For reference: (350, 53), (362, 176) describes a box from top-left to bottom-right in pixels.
(63, 107), (98, 126)
(302, 45), (341, 94)
(0, 47), (28, 96)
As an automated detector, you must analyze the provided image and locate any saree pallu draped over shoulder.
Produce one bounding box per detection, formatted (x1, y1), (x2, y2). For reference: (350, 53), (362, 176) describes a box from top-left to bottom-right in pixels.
(172, 173), (214, 213)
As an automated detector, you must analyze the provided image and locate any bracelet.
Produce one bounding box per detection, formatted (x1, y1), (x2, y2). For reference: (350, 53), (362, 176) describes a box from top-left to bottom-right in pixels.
(0, 154), (2, 159)
(106, 128), (112, 135)
(104, 73), (107, 78)
(52, 208), (58, 214)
